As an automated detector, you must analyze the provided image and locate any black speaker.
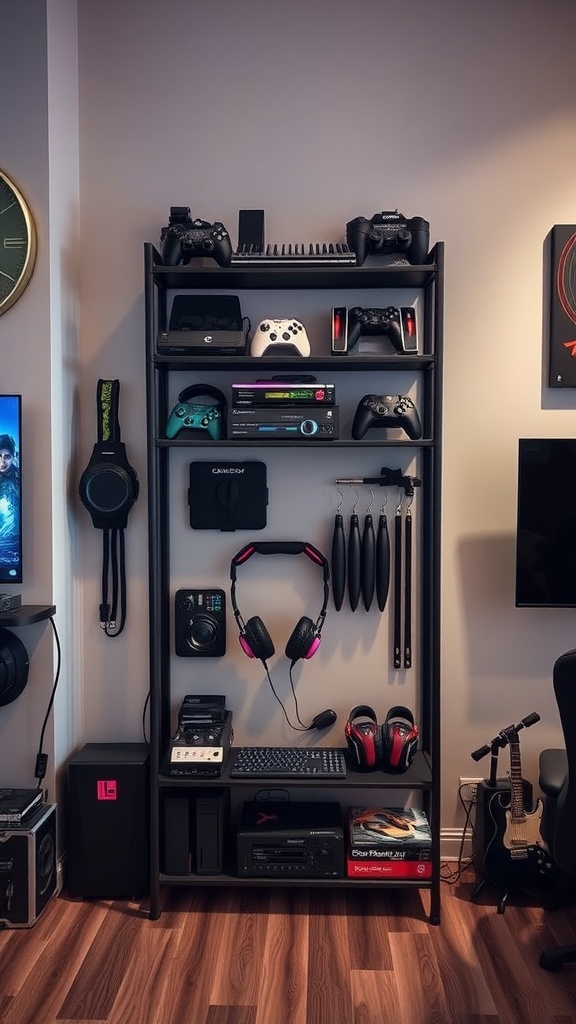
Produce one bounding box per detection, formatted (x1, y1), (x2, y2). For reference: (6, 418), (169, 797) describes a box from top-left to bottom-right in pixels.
(66, 742), (149, 898)
(472, 778), (533, 879)
(0, 803), (57, 927)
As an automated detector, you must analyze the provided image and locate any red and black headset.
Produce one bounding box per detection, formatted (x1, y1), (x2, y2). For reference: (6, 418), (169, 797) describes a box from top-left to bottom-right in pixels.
(345, 704), (418, 771)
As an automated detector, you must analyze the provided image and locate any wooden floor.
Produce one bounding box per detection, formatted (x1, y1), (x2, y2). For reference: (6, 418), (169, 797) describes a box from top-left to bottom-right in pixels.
(1, 871), (576, 1024)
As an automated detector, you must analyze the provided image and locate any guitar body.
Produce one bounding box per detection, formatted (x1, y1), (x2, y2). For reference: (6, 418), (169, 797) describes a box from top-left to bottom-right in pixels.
(483, 788), (557, 891)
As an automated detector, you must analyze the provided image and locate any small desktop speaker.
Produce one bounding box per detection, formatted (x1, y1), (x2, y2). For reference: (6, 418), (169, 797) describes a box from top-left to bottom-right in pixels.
(0, 803), (57, 927)
(66, 742), (149, 898)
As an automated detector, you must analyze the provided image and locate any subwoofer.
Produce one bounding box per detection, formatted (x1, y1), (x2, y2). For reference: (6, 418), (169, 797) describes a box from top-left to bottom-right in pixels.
(66, 742), (149, 898)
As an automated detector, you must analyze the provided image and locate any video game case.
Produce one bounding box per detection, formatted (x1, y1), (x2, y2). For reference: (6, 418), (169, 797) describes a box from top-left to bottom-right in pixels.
(348, 807), (432, 856)
(348, 845), (432, 861)
(347, 859), (432, 879)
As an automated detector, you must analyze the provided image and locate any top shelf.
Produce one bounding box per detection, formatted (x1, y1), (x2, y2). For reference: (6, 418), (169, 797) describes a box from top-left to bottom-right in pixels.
(145, 242), (443, 291)
(0, 604), (56, 627)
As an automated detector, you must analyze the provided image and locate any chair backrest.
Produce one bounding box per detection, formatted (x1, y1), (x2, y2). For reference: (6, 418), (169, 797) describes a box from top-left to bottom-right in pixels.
(552, 649), (576, 876)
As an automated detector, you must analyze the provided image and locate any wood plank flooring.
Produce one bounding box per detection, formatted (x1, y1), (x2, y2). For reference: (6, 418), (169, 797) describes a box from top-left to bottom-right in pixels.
(1, 872), (576, 1024)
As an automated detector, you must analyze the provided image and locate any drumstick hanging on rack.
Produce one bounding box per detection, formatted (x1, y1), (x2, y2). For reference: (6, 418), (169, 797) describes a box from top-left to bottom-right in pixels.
(393, 494), (403, 669)
(376, 494), (390, 612)
(348, 491), (361, 611)
(404, 497), (413, 669)
(330, 485), (346, 611)
(361, 489), (376, 611)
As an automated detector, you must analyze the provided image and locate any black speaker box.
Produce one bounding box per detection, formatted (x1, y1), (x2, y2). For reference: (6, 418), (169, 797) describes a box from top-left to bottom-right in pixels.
(66, 742), (149, 898)
(547, 224), (576, 386)
(472, 777), (533, 879)
(162, 789), (226, 876)
(0, 803), (57, 927)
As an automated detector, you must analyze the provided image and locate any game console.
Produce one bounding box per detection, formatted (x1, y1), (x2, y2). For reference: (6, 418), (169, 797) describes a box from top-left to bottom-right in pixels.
(346, 211), (430, 266)
(237, 801), (344, 878)
(250, 319), (311, 357)
(351, 395), (422, 440)
(231, 406), (338, 440)
(341, 306), (418, 354)
(160, 206), (232, 267)
(158, 294), (247, 355)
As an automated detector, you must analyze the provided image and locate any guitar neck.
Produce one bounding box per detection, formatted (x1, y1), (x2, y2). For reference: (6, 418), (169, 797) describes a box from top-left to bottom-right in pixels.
(509, 739), (526, 822)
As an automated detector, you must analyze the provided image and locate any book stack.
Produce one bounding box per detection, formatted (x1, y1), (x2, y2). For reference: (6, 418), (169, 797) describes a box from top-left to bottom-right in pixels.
(347, 806), (432, 878)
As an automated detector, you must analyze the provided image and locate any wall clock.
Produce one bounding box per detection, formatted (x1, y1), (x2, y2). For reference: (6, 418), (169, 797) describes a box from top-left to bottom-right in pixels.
(0, 169), (37, 315)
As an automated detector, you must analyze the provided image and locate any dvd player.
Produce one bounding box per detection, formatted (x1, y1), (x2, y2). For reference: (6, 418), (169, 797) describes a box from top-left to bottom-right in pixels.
(230, 406), (338, 439)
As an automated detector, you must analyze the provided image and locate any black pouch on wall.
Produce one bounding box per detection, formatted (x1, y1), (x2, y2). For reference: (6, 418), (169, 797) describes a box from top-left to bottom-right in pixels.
(188, 461), (268, 531)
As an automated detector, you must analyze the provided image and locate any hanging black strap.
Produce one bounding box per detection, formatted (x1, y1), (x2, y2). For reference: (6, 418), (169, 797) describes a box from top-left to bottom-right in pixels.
(404, 508), (412, 669)
(100, 528), (127, 637)
(393, 508), (403, 669)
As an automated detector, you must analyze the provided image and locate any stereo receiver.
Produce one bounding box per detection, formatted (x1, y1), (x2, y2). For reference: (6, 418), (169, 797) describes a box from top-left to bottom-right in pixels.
(237, 801), (344, 878)
(230, 406), (339, 440)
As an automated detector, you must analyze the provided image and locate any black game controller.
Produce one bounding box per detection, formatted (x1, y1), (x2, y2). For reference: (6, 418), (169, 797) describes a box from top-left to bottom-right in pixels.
(351, 395), (422, 440)
(347, 306), (417, 354)
(346, 211), (429, 266)
(161, 206), (233, 267)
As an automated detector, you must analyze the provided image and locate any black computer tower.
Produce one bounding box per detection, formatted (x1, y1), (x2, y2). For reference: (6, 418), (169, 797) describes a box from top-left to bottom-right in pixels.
(66, 742), (149, 898)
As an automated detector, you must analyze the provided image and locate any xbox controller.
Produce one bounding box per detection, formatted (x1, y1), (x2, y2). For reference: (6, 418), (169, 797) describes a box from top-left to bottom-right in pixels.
(351, 395), (422, 440)
(250, 319), (311, 357)
(161, 206), (233, 267)
(347, 306), (417, 353)
(346, 211), (429, 266)
(166, 402), (224, 440)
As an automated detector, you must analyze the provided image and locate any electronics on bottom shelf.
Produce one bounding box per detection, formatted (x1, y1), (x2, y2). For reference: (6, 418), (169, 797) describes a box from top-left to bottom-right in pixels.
(163, 789), (228, 876)
(347, 806), (432, 878)
(230, 406), (339, 440)
(163, 695), (234, 778)
(237, 801), (344, 878)
(0, 803), (57, 928)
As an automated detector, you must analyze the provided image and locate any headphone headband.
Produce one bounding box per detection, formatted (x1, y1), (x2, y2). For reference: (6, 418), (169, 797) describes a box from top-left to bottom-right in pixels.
(178, 383), (227, 407)
(230, 540), (329, 629)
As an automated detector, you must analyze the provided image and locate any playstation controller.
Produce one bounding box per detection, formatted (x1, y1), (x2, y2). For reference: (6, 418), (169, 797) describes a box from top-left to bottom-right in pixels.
(346, 306), (417, 354)
(351, 394), (422, 440)
(161, 206), (233, 267)
(250, 318), (311, 357)
(346, 211), (429, 266)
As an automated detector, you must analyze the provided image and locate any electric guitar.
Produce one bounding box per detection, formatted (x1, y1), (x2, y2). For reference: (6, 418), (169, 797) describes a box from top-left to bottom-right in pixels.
(483, 731), (557, 892)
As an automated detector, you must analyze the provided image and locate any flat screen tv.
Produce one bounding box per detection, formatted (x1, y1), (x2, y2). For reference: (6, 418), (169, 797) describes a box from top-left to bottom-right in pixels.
(0, 395), (22, 584)
(515, 438), (576, 607)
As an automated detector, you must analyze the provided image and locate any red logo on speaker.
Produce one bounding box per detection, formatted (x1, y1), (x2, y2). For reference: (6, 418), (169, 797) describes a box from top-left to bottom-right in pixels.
(96, 779), (117, 800)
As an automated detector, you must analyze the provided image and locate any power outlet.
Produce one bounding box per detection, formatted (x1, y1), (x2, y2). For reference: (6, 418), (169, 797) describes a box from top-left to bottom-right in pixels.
(459, 777), (483, 802)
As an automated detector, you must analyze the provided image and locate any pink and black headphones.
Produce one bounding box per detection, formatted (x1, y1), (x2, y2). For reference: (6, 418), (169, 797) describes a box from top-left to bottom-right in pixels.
(230, 540), (329, 666)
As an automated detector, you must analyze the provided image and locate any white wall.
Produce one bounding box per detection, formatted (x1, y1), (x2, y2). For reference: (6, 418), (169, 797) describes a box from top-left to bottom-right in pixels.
(3, 0), (576, 843)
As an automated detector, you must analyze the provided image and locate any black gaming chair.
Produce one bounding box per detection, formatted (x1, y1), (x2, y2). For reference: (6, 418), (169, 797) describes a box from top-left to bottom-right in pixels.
(539, 648), (576, 971)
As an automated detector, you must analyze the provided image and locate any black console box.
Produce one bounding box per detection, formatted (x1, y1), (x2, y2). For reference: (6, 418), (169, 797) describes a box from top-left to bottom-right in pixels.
(237, 801), (344, 878)
(162, 789), (228, 875)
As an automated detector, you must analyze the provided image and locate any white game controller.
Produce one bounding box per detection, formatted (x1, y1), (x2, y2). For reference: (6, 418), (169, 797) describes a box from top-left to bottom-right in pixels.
(250, 318), (311, 357)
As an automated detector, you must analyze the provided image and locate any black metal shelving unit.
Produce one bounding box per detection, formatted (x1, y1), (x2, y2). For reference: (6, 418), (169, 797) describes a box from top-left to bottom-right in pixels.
(144, 241), (444, 922)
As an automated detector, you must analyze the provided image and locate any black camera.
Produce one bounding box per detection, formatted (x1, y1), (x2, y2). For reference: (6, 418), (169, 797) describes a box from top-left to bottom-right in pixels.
(174, 588), (226, 657)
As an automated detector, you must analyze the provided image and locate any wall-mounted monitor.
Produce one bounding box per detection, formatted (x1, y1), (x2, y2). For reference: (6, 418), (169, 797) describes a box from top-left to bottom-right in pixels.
(0, 395), (22, 584)
(515, 438), (576, 607)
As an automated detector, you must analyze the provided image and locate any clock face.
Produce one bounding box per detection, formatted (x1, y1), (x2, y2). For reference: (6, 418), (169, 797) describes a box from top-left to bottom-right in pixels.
(0, 169), (37, 315)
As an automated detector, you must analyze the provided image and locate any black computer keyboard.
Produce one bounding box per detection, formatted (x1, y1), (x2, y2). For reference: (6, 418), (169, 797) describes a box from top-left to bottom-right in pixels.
(230, 243), (357, 266)
(230, 746), (347, 779)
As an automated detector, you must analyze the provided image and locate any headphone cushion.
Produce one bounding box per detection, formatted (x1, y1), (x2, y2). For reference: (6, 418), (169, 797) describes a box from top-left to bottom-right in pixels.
(284, 616), (316, 663)
(345, 705), (381, 770)
(382, 706), (419, 771)
(241, 616), (275, 661)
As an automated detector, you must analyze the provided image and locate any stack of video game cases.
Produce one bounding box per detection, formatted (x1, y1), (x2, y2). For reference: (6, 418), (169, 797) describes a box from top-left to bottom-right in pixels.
(0, 787), (43, 828)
